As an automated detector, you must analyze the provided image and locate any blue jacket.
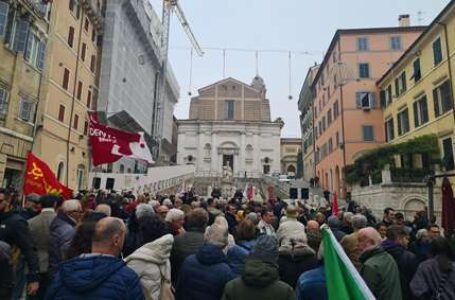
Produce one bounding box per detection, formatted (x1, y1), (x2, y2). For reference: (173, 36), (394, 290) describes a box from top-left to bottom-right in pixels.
(176, 244), (236, 300)
(227, 240), (256, 275)
(49, 214), (77, 274)
(46, 255), (144, 300)
(296, 265), (328, 300)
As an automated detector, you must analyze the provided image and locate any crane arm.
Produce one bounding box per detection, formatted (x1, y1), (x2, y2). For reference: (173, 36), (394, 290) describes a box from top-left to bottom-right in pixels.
(174, 1), (204, 56)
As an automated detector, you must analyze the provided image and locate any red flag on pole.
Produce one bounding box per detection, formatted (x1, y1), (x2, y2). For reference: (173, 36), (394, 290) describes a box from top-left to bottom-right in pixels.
(332, 192), (340, 216)
(24, 153), (73, 199)
(88, 112), (154, 166)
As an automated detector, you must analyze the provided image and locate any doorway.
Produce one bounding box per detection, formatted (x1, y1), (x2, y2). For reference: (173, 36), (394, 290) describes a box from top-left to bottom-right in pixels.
(223, 154), (234, 171)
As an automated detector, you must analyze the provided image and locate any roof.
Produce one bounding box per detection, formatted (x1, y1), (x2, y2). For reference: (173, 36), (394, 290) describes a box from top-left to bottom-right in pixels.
(197, 77), (261, 93)
(377, 1), (455, 85)
(312, 25), (427, 88)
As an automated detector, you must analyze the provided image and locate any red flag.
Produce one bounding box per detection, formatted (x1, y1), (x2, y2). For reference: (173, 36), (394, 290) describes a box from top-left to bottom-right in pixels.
(332, 192), (339, 216)
(24, 153), (73, 199)
(88, 112), (154, 166)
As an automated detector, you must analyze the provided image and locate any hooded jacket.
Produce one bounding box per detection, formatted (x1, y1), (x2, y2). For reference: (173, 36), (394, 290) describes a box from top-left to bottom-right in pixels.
(381, 239), (418, 300)
(227, 240), (256, 275)
(359, 246), (402, 300)
(126, 234), (174, 300)
(45, 255), (144, 300)
(176, 243), (236, 300)
(222, 259), (296, 300)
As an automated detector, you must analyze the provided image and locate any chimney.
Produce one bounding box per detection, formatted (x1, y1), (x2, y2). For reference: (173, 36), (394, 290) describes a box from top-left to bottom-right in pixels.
(399, 14), (410, 27)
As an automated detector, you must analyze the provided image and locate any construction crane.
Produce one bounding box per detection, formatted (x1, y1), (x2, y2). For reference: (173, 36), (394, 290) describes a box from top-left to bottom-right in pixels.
(151, 0), (204, 162)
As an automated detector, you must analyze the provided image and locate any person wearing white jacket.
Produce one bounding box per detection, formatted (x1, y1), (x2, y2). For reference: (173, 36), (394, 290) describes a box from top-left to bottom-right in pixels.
(125, 215), (174, 300)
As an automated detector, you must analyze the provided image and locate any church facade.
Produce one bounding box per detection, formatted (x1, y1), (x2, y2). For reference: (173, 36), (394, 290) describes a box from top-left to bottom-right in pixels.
(177, 77), (283, 179)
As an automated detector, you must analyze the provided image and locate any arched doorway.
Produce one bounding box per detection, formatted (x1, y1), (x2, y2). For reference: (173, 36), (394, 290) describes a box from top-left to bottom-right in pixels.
(287, 165), (296, 174)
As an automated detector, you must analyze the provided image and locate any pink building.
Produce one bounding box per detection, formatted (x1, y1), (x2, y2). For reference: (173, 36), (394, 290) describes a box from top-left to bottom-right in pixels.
(312, 16), (425, 196)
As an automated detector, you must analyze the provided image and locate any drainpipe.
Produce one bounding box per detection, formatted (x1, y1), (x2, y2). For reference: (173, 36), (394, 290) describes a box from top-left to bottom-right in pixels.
(66, 8), (85, 186)
(438, 22), (455, 124)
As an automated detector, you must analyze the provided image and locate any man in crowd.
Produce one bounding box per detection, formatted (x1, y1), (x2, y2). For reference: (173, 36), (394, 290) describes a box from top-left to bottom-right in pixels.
(171, 208), (209, 284)
(28, 194), (58, 299)
(46, 217), (144, 299)
(0, 188), (40, 298)
(381, 225), (418, 300)
(258, 208), (276, 236)
(358, 227), (402, 300)
(341, 214), (367, 270)
(305, 220), (321, 253)
(382, 207), (395, 227)
(428, 224), (441, 240)
(49, 199), (82, 273)
(225, 204), (238, 235)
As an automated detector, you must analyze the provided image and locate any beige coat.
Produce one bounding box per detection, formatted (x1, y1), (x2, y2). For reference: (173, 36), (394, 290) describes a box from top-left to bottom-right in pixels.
(28, 209), (56, 273)
(125, 234), (174, 300)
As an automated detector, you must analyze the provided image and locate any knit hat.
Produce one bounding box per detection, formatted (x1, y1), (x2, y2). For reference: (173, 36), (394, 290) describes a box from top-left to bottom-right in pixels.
(251, 235), (279, 264)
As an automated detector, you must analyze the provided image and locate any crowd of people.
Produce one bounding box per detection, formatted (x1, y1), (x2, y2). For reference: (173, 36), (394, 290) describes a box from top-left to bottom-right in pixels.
(0, 186), (455, 300)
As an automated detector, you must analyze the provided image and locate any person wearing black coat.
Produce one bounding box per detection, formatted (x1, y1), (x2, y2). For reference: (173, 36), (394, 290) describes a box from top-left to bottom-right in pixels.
(0, 189), (40, 297)
(278, 245), (317, 288)
(381, 225), (419, 300)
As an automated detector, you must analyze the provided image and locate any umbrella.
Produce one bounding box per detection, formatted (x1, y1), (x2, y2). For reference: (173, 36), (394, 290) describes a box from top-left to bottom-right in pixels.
(442, 177), (455, 232)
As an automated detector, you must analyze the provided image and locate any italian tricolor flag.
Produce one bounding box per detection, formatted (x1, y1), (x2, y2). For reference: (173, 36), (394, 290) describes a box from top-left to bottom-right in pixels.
(322, 227), (375, 300)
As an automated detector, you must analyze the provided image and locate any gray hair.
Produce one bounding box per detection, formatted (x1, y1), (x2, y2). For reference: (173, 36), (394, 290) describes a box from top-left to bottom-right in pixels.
(92, 217), (125, 244)
(351, 214), (367, 230)
(62, 200), (81, 214)
(162, 198), (173, 208)
(343, 212), (354, 224)
(95, 204), (111, 216)
(165, 208), (184, 223)
(135, 204), (155, 220)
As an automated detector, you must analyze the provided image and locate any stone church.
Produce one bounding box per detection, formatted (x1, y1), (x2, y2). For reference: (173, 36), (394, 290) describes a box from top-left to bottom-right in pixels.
(177, 76), (283, 179)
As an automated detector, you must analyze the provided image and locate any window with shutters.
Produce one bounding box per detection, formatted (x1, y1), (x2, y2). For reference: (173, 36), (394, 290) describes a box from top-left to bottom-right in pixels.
(58, 105), (65, 122)
(385, 118), (394, 142)
(412, 59), (421, 82)
(18, 98), (35, 123)
(87, 90), (92, 109)
(359, 63), (370, 79)
(25, 32), (46, 71)
(13, 20), (29, 52)
(91, 28), (96, 43)
(390, 36), (402, 50)
(0, 2), (9, 37)
(73, 114), (79, 130)
(397, 108), (410, 136)
(433, 38), (443, 66)
(69, 0), (80, 19)
(84, 121), (88, 135)
(356, 92), (375, 109)
(387, 85), (393, 105)
(413, 95), (429, 128)
(224, 100), (234, 120)
(357, 37), (369, 51)
(68, 26), (75, 48)
(395, 72), (407, 96)
(362, 125), (374, 141)
(84, 17), (89, 32)
(333, 101), (339, 119)
(433, 80), (453, 117)
(90, 55), (96, 73)
(0, 88), (9, 121)
(327, 109), (332, 125)
(81, 43), (86, 61)
(77, 81), (83, 100)
(62, 68), (70, 90)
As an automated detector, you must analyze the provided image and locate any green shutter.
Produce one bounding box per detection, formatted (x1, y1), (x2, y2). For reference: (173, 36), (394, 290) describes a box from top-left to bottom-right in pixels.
(380, 90), (386, 108)
(433, 88), (440, 117)
(413, 101), (419, 127)
(433, 38), (443, 65)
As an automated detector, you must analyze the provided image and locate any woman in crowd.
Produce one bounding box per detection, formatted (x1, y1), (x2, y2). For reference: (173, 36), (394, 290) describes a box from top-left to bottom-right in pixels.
(166, 209), (186, 236)
(227, 219), (258, 275)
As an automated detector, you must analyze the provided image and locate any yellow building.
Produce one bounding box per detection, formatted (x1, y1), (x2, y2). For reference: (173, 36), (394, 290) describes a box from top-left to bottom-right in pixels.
(378, 1), (455, 171)
(33, 0), (103, 191)
(280, 138), (301, 176)
(0, 1), (50, 189)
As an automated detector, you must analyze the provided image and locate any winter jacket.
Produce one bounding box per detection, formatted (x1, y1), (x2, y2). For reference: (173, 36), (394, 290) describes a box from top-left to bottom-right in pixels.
(126, 234), (174, 300)
(341, 232), (362, 270)
(0, 211), (39, 282)
(49, 214), (77, 274)
(0, 241), (13, 299)
(221, 259), (296, 300)
(171, 227), (205, 284)
(225, 213), (238, 235)
(359, 246), (402, 300)
(382, 239), (419, 300)
(306, 231), (321, 253)
(278, 246), (317, 288)
(176, 243), (236, 300)
(296, 264), (328, 300)
(410, 257), (455, 300)
(227, 240), (256, 275)
(46, 255), (144, 300)
(277, 218), (306, 250)
(28, 209), (56, 273)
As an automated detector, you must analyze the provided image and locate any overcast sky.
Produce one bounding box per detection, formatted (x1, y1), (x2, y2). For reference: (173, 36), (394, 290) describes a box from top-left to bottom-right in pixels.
(149, 0), (449, 137)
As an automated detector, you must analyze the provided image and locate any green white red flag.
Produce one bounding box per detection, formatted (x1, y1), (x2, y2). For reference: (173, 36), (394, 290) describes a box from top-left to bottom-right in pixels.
(322, 226), (375, 300)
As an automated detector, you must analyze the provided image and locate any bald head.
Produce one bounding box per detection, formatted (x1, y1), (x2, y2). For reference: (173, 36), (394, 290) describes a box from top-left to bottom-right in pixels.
(91, 217), (126, 256)
(307, 220), (320, 233)
(358, 227), (382, 253)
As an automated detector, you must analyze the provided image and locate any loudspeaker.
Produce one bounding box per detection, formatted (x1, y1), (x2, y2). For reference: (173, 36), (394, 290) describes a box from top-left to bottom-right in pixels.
(301, 188), (309, 199)
(92, 177), (101, 189)
(105, 178), (115, 190)
(289, 188), (298, 199)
